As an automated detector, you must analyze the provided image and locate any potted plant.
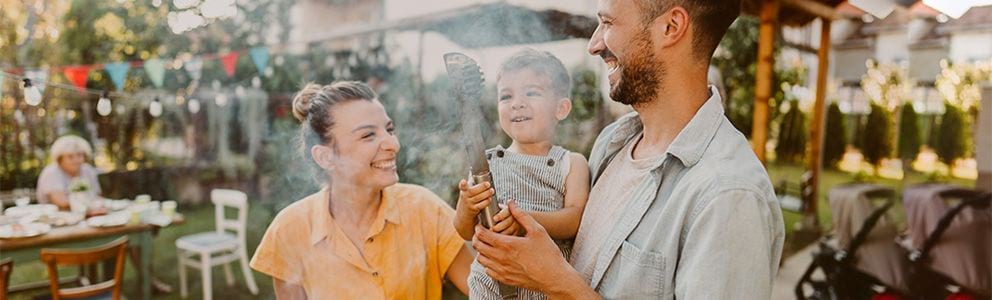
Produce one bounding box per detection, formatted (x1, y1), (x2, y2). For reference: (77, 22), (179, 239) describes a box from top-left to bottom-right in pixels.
(68, 178), (91, 214)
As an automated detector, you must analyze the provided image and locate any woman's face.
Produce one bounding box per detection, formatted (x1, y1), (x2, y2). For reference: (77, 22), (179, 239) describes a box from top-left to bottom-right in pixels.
(58, 152), (86, 176)
(320, 99), (400, 191)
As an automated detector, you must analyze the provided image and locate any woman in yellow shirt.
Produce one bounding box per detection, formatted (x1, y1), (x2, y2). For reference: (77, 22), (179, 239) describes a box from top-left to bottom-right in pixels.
(250, 81), (472, 299)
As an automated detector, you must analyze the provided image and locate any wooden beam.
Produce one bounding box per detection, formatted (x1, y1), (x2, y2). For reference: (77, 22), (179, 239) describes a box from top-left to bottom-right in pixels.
(782, 0), (841, 21)
(751, 0), (779, 164)
(805, 19), (831, 232)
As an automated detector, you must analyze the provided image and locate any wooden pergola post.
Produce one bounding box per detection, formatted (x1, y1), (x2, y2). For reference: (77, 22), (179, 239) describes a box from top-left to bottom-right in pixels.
(805, 19), (831, 231)
(751, 0), (779, 163)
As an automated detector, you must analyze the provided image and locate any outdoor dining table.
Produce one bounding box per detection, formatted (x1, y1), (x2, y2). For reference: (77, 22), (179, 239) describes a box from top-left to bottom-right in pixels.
(0, 212), (184, 300)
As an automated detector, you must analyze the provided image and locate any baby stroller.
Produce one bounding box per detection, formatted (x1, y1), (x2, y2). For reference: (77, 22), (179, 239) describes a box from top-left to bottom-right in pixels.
(796, 184), (911, 300)
(902, 184), (991, 300)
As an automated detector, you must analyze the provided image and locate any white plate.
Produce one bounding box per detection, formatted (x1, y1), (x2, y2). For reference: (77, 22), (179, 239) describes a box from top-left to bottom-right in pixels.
(86, 214), (129, 228)
(37, 212), (85, 227)
(4, 204), (58, 218)
(0, 222), (52, 239)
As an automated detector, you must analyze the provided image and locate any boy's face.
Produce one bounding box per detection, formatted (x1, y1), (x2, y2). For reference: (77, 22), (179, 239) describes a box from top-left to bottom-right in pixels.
(496, 69), (571, 145)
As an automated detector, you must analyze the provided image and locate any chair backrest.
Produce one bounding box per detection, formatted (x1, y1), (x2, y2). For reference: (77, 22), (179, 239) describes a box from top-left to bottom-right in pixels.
(1, 258), (12, 300)
(211, 189), (249, 241)
(39, 236), (128, 300)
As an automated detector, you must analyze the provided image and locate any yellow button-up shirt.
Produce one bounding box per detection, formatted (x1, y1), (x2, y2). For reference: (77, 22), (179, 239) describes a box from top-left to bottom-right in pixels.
(250, 183), (464, 299)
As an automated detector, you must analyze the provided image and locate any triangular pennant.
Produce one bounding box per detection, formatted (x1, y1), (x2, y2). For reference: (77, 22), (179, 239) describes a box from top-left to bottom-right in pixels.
(103, 62), (130, 91)
(25, 69), (48, 93)
(220, 52), (240, 77)
(144, 59), (166, 88)
(185, 57), (203, 81)
(249, 47), (269, 75)
(63, 66), (91, 91)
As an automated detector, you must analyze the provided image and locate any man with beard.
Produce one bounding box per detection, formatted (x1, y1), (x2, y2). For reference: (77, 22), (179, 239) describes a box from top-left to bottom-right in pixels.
(468, 0), (785, 298)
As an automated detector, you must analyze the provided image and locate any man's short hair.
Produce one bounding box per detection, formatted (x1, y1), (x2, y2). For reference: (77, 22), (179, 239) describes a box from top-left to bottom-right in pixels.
(497, 48), (572, 98)
(637, 0), (741, 61)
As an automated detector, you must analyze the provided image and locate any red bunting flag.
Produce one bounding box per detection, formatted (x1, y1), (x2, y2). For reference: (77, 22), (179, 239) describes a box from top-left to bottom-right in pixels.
(63, 66), (91, 91)
(220, 52), (240, 77)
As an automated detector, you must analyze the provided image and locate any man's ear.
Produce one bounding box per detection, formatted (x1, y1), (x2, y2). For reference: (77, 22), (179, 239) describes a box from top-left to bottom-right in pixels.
(655, 6), (691, 48)
(556, 98), (573, 121)
(311, 144), (336, 171)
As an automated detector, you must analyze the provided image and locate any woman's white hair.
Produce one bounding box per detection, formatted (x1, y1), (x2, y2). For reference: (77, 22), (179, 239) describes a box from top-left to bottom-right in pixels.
(49, 135), (93, 162)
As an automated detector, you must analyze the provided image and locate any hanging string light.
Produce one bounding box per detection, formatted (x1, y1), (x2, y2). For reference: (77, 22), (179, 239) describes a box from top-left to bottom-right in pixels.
(23, 78), (43, 106)
(215, 93), (228, 107)
(235, 85), (245, 98)
(97, 91), (113, 116)
(188, 98), (201, 114)
(149, 96), (163, 117)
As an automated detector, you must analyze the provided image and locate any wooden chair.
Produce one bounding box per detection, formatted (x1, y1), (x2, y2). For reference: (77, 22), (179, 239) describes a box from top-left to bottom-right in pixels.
(40, 236), (128, 300)
(1, 258), (12, 300)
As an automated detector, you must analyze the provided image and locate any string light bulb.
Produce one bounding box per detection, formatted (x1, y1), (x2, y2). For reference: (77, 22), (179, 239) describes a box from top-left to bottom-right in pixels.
(97, 91), (112, 116)
(23, 79), (42, 106)
(188, 98), (201, 114)
(149, 96), (163, 117)
(215, 93), (228, 107)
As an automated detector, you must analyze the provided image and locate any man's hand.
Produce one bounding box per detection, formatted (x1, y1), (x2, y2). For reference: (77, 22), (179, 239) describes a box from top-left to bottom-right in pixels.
(473, 201), (571, 291)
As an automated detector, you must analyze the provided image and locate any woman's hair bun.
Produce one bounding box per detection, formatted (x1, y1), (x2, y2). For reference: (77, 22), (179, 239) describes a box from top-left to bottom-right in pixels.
(291, 83), (324, 122)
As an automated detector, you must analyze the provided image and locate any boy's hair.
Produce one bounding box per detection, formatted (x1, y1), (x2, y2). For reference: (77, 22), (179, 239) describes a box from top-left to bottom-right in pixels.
(497, 48), (572, 99)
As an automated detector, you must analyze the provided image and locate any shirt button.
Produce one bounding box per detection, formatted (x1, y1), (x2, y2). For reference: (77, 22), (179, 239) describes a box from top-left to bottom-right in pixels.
(367, 237), (374, 243)
(372, 271), (380, 277)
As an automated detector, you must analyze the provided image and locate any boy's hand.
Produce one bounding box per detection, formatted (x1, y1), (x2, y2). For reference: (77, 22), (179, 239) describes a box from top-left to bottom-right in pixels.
(491, 202), (523, 236)
(456, 179), (495, 220)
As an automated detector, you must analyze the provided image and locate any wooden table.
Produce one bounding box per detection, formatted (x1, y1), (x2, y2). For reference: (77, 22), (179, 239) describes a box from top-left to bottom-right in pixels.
(0, 214), (184, 300)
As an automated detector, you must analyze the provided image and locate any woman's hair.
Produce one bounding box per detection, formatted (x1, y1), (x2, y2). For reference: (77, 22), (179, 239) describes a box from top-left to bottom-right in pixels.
(49, 135), (93, 163)
(292, 81), (378, 183)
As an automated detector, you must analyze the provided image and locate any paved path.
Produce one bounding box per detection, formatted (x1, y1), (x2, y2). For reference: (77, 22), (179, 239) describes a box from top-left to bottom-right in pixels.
(773, 243), (818, 300)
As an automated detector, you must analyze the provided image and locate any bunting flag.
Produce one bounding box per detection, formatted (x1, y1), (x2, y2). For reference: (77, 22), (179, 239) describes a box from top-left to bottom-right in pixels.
(220, 52), (240, 77)
(25, 69), (48, 93)
(63, 66), (91, 91)
(103, 62), (131, 91)
(184, 57), (203, 81)
(249, 47), (269, 75)
(144, 59), (166, 88)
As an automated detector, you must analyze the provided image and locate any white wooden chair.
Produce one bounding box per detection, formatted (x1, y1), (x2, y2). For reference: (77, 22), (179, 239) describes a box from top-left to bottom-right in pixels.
(176, 189), (258, 299)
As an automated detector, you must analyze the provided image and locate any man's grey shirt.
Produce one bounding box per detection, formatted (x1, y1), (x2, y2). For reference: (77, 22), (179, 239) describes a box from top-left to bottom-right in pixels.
(570, 86), (785, 299)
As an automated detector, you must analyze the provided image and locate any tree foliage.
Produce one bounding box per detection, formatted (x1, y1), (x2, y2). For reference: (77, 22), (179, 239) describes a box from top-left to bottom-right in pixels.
(862, 103), (893, 168)
(897, 104), (921, 162)
(823, 102), (846, 169)
(936, 102), (967, 164)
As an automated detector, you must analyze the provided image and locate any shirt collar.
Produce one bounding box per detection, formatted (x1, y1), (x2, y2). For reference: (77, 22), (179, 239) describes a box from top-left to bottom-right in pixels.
(606, 85), (725, 168)
(308, 186), (403, 246)
(665, 85), (724, 167)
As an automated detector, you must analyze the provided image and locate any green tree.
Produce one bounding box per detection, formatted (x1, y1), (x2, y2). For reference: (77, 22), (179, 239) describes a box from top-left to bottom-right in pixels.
(936, 102), (967, 164)
(862, 103), (893, 170)
(897, 104), (921, 162)
(775, 101), (807, 164)
(823, 102), (847, 169)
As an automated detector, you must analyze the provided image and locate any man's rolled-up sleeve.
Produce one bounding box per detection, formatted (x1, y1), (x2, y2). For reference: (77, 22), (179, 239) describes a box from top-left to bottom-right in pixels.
(674, 189), (783, 299)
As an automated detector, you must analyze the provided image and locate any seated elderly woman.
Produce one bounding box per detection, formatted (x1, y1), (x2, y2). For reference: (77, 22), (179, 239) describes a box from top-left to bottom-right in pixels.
(36, 135), (102, 210)
(251, 81), (472, 299)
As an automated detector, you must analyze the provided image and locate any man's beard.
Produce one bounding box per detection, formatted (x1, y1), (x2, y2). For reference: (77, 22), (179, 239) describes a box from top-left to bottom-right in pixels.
(611, 29), (664, 106)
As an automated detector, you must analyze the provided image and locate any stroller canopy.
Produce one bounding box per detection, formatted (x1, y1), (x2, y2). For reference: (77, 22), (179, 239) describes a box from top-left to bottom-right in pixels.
(828, 183), (910, 292)
(903, 184), (991, 295)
